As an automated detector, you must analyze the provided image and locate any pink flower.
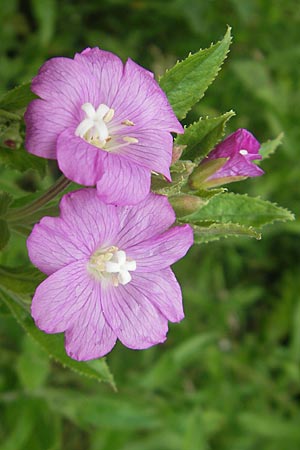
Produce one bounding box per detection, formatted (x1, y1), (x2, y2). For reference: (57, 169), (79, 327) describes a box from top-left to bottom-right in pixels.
(203, 128), (264, 186)
(27, 189), (193, 361)
(25, 48), (183, 205)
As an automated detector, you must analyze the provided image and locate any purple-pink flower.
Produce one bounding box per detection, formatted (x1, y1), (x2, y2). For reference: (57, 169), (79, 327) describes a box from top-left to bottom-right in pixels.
(24, 48), (183, 205)
(27, 189), (193, 361)
(203, 128), (264, 186)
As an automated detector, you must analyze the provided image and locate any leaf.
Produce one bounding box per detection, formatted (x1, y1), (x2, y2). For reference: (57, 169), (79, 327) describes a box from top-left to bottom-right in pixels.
(0, 82), (36, 112)
(0, 289), (115, 388)
(159, 27), (232, 119)
(151, 160), (195, 195)
(259, 132), (284, 161)
(191, 222), (261, 244)
(0, 191), (13, 216)
(181, 192), (295, 228)
(176, 111), (235, 162)
(0, 219), (10, 250)
(0, 265), (46, 295)
(0, 146), (47, 177)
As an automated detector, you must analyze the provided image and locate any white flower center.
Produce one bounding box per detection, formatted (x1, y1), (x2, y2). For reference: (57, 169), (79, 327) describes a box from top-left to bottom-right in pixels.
(75, 102), (139, 151)
(239, 149), (248, 156)
(75, 102), (114, 147)
(87, 246), (136, 286)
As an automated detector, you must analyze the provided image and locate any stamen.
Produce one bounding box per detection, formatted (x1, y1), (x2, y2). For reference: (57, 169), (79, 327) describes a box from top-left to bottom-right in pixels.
(121, 119), (135, 126)
(103, 108), (115, 123)
(88, 247), (136, 286)
(123, 136), (139, 144)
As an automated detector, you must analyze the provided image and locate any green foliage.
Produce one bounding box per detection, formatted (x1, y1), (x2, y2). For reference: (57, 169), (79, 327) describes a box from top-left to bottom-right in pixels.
(177, 111), (235, 162)
(192, 222), (261, 244)
(259, 133), (284, 160)
(0, 1), (299, 449)
(0, 83), (36, 112)
(0, 289), (115, 387)
(0, 219), (10, 250)
(0, 147), (47, 177)
(181, 192), (294, 228)
(159, 27), (232, 119)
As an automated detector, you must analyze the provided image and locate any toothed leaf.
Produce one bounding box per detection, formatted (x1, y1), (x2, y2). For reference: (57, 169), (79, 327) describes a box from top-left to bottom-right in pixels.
(159, 27), (232, 119)
(181, 192), (294, 228)
(177, 111), (235, 162)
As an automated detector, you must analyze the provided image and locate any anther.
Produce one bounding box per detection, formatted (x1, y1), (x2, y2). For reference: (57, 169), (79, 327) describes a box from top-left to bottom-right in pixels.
(123, 136), (139, 144)
(104, 108), (115, 123)
(121, 119), (135, 126)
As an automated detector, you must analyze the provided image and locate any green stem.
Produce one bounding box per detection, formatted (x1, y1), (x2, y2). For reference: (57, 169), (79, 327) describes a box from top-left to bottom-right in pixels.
(6, 175), (71, 221)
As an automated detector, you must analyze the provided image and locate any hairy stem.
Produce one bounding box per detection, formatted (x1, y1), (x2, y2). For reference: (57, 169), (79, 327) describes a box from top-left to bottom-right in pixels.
(6, 175), (71, 221)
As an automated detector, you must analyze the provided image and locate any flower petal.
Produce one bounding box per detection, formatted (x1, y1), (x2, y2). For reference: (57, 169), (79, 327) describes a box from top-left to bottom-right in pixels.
(131, 268), (184, 322)
(117, 130), (172, 179)
(209, 154), (264, 179)
(96, 154), (151, 205)
(30, 56), (86, 108)
(31, 259), (92, 333)
(59, 189), (120, 251)
(27, 216), (90, 276)
(111, 58), (183, 134)
(101, 283), (168, 349)
(74, 47), (124, 107)
(127, 224), (193, 271)
(25, 99), (77, 159)
(115, 193), (176, 248)
(65, 295), (117, 361)
(27, 189), (120, 275)
(31, 260), (117, 360)
(57, 128), (106, 185)
(208, 128), (261, 159)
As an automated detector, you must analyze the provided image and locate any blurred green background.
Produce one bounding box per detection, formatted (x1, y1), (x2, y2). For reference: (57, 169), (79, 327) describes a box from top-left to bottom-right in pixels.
(1, 0), (300, 449)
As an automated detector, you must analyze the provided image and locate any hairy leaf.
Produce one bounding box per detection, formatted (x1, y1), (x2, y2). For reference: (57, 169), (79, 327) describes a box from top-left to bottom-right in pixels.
(177, 111), (235, 162)
(159, 27), (232, 119)
(181, 192), (294, 228)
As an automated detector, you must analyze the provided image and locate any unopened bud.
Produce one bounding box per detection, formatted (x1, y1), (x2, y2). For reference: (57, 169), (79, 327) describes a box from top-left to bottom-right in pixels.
(169, 194), (205, 217)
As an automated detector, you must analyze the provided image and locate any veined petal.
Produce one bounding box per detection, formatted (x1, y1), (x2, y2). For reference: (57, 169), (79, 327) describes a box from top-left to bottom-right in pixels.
(117, 130), (172, 179)
(208, 128), (261, 159)
(208, 154), (264, 179)
(96, 154), (151, 205)
(31, 260), (92, 333)
(27, 216), (90, 276)
(130, 269), (184, 322)
(74, 48), (124, 107)
(115, 193), (176, 249)
(59, 189), (120, 251)
(127, 224), (193, 271)
(57, 127), (106, 186)
(65, 286), (117, 361)
(31, 260), (117, 361)
(101, 282), (168, 349)
(111, 58), (183, 134)
(25, 99), (77, 159)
